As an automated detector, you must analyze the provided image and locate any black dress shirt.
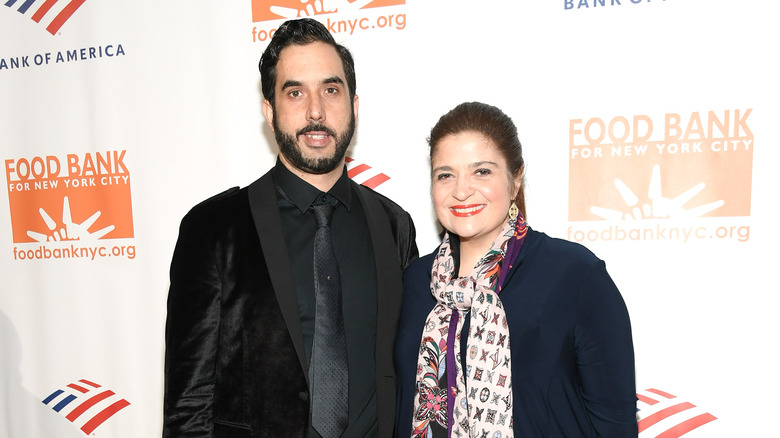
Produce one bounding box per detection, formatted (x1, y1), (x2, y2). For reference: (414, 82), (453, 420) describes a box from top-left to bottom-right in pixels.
(272, 158), (379, 437)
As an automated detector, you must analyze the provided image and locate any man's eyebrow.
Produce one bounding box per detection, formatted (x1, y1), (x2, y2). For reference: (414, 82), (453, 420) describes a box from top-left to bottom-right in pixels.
(322, 76), (345, 86)
(281, 79), (302, 90)
(281, 77), (344, 90)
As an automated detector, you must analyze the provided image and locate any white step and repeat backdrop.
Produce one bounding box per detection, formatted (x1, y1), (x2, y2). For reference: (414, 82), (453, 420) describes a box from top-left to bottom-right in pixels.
(2, 1), (778, 437)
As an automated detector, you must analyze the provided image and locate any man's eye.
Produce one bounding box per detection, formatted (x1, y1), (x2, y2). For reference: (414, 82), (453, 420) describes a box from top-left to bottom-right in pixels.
(288, 90), (302, 98)
(325, 87), (339, 94)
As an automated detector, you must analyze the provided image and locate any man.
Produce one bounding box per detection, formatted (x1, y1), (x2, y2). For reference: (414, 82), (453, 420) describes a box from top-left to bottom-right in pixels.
(163, 18), (417, 437)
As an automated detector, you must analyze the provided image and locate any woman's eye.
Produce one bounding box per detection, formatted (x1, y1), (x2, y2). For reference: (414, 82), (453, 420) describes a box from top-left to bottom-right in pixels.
(475, 168), (492, 176)
(435, 173), (452, 180)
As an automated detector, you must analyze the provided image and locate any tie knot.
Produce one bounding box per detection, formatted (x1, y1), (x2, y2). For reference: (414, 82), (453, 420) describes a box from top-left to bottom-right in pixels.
(313, 203), (335, 228)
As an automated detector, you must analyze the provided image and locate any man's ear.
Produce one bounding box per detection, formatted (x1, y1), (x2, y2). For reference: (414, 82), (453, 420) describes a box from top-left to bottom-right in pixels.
(352, 94), (359, 121)
(261, 99), (274, 131)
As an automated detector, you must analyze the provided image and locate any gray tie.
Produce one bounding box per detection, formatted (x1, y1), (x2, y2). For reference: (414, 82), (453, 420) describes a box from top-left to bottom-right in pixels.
(309, 202), (348, 437)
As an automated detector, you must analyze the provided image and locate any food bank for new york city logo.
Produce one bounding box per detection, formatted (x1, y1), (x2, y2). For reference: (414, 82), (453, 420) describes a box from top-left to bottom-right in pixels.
(251, 0), (404, 22)
(568, 109), (754, 222)
(4, 151), (134, 243)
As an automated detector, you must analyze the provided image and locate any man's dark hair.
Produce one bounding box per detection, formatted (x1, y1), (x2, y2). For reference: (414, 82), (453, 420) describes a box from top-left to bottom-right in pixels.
(258, 18), (357, 104)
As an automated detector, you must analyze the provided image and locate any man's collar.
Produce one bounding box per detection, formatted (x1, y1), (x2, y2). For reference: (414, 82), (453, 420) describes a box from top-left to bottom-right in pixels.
(272, 156), (353, 213)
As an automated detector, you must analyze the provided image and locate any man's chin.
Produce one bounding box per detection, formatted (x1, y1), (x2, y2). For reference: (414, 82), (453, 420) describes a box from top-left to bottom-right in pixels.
(298, 144), (336, 158)
(276, 129), (350, 175)
(284, 152), (343, 175)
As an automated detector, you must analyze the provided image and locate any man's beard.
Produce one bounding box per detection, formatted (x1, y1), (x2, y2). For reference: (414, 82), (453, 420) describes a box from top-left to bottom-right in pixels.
(274, 112), (356, 175)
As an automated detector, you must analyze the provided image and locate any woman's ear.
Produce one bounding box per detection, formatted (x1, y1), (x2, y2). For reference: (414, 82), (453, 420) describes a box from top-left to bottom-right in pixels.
(512, 167), (524, 200)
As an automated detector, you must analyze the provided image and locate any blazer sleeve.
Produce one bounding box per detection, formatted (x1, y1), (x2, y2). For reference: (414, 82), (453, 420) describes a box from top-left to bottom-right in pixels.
(163, 201), (227, 437)
(574, 259), (638, 437)
(397, 209), (419, 270)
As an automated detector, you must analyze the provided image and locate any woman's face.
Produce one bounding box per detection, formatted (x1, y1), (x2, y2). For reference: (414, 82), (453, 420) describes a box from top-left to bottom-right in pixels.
(431, 131), (520, 249)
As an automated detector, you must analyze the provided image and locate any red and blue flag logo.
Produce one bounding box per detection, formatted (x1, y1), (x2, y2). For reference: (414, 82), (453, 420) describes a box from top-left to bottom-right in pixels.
(637, 388), (717, 437)
(3, 0), (87, 35)
(42, 379), (130, 435)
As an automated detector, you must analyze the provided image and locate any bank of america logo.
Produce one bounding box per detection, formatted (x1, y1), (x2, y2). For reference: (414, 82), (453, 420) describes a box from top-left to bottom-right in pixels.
(346, 156), (390, 189)
(42, 379), (130, 435)
(637, 388), (717, 437)
(3, 0), (87, 35)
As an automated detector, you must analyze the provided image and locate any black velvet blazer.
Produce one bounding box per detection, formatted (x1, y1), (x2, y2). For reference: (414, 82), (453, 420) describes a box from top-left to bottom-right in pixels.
(163, 170), (418, 437)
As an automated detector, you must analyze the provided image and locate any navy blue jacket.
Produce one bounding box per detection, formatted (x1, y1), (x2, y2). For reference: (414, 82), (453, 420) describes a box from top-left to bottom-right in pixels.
(395, 228), (637, 437)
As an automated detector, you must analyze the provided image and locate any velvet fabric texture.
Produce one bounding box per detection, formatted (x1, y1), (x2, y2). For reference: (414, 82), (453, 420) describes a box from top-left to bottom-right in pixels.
(164, 170), (417, 437)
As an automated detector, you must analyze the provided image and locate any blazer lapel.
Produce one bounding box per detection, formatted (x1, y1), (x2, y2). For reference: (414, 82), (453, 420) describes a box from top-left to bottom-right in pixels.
(248, 172), (308, 377)
(353, 182), (403, 436)
(354, 183), (402, 361)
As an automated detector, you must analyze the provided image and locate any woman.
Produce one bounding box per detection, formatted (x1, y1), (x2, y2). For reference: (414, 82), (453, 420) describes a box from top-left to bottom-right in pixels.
(395, 102), (637, 437)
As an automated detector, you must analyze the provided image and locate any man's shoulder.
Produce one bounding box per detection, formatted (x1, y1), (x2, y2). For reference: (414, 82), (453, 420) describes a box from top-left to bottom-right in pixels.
(191, 186), (245, 209)
(351, 181), (410, 217)
(351, 181), (419, 266)
(181, 186), (250, 225)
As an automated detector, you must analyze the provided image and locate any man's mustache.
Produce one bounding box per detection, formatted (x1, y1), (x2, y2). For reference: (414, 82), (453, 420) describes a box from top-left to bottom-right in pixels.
(297, 124), (337, 137)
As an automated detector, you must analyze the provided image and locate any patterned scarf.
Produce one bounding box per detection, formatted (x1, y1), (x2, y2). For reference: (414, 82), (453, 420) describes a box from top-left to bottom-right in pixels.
(412, 216), (527, 438)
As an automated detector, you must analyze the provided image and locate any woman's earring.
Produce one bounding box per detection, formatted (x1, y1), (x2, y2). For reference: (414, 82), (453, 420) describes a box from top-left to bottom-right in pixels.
(508, 202), (519, 220)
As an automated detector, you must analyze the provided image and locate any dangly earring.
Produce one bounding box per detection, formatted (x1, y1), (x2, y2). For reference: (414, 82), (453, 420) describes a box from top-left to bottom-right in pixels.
(508, 202), (519, 221)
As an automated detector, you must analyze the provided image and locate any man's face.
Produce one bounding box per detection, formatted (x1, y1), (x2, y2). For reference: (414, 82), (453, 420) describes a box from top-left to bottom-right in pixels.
(262, 41), (359, 176)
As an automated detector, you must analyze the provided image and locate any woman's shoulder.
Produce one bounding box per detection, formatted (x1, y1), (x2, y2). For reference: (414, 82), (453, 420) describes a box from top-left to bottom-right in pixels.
(404, 249), (436, 277)
(399, 249), (437, 316)
(526, 228), (601, 265)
